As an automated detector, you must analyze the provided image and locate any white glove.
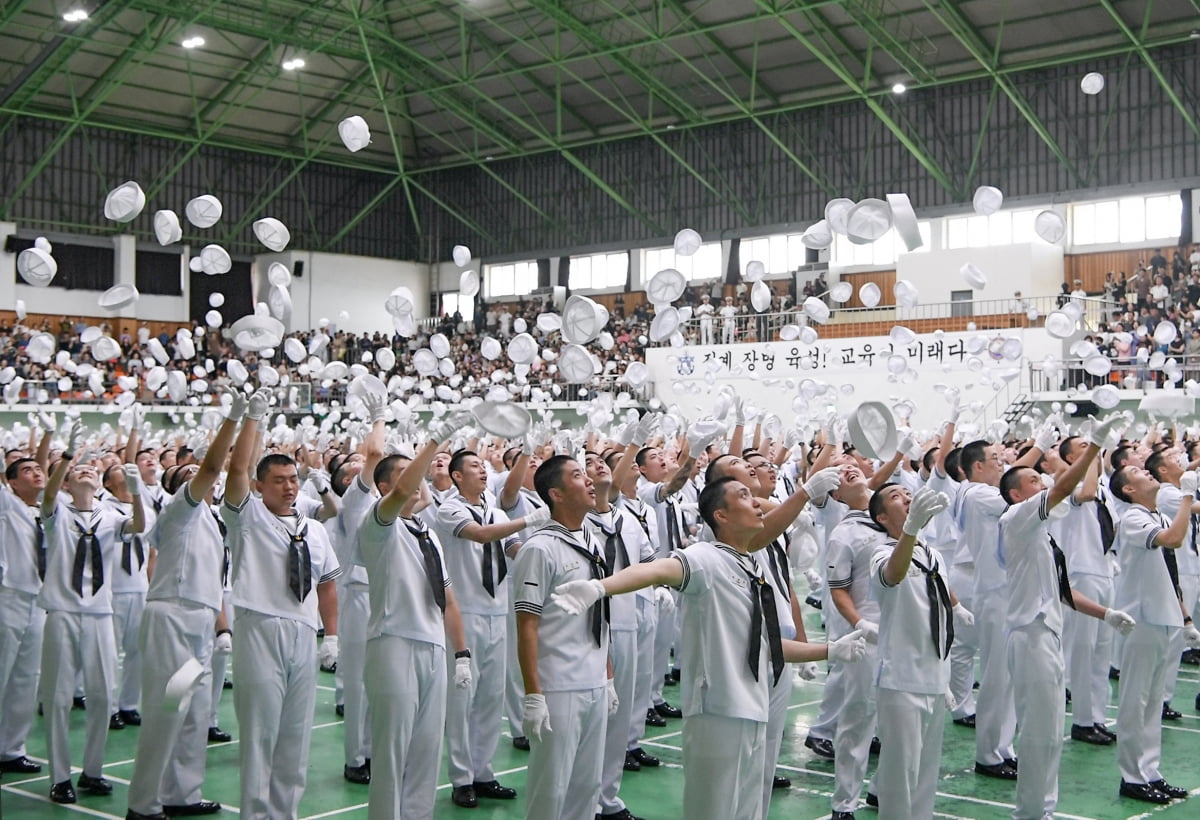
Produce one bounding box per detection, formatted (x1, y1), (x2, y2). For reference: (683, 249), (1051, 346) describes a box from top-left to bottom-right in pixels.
(214, 631), (232, 655)
(1033, 420), (1058, 454)
(65, 421), (82, 457)
(606, 678), (619, 716)
(225, 389), (249, 422)
(454, 656), (473, 689)
(1103, 608), (1136, 636)
(524, 505), (551, 530)
(1180, 470), (1199, 497)
(318, 635), (339, 671)
(654, 586), (675, 615)
(952, 602), (975, 628)
(733, 396), (747, 426)
(896, 431), (917, 460)
(802, 467), (841, 502)
(521, 430), (539, 456)
(854, 619), (879, 644)
(828, 629), (867, 663)
(945, 688), (958, 712)
(361, 392), (388, 424)
(522, 693), (552, 741)
(310, 469), (331, 496)
(803, 568), (824, 592)
(1107, 551), (1121, 577)
(686, 424), (723, 459)
(824, 411), (841, 449)
(632, 412), (659, 446)
(903, 487), (950, 536)
(783, 428), (803, 450)
(1183, 624), (1200, 649)
(1087, 414), (1124, 449)
(947, 400), (963, 425)
(246, 388), (272, 421)
(796, 662), (819, 681)
(550, 579), (607, 616)
(123, 464), (142, 496)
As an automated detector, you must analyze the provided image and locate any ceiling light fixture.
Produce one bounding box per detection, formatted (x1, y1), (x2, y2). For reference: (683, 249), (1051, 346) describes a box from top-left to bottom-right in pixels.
(282, 57), (305, 71)
(892, 82), (907, 94)
(182, 36), (205, 49)
(62, 8), (89, 23)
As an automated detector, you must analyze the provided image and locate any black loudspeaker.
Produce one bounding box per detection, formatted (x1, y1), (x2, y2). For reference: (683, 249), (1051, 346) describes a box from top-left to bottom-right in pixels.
(4, 235), (18, 253)
(293, 260), (304, 278)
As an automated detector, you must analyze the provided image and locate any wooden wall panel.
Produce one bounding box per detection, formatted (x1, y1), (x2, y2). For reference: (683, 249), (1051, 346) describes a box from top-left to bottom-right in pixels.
(1064, 250), (1150, 293)
(839, 270), (896, 308)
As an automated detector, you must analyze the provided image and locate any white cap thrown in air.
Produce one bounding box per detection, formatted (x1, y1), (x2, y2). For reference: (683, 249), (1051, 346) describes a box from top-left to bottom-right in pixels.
(253, 218), (291, 252)
(186, 195), (223, 229)
(338, 116), (371, 152)
(103, 181), (146, 223)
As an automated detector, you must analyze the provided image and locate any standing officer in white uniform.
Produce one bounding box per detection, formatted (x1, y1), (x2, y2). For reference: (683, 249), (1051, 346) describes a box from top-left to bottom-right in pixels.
(996, 417), (1137, 820)
(358, 420), (472, 820)
(222, 389), (342, 820)
(436, 449), (548, 808)
(126, 397), (245, 820)
(552, 475), (866, 820)
(1107, 464), (1200, 805)
(39, 425), (145, 804)
(0, 449), (49, 776)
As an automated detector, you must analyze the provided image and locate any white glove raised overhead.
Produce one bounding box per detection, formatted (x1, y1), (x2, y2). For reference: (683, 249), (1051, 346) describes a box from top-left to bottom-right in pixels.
(1087, 414), (1125, 450)
(686, 423), (724, 459)
(214, 631), (232, 655)
(828, 629), (867, 663)
(65, 421), (82, 457)
(903, 487), (949, 536)
(524, 505), (551, 530)
(361, 392), (389, 424)
(802, 467), (841, 502)
(1180, 470), (1199, 497)
(318, 635), (339, 671)
(246, 388), (272, 421)
(550, 579), (607, 616)
(632, 412), (659, 446)
(522, 693), (552, 741)
(733, 397), (747, 427)
(1183, 623), (1200, 649)
(795, 662), (819, 681)
(952, 602), (975, 628)
(454, 657), (473, 689)
(654, 586), (676, 615)
(309, 469), (331, 496)
(1033, 420), (1058, 454)
(225, 389), (249, 422)
(854, 619), (879, 645)
(606, 678), (620, 716)
(123, 464), (142, 496)
(1102, 608), (1136, 635)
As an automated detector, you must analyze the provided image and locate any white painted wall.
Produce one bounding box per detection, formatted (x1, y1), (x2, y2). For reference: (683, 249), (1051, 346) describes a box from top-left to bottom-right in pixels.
(644, 327), (1062, 433)
(895, 242), (1064, 317)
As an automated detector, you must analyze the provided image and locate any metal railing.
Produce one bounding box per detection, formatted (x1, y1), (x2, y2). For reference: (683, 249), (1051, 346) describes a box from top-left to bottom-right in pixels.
(3, 379), (314, 412)
(1027, 355), (1200, 394)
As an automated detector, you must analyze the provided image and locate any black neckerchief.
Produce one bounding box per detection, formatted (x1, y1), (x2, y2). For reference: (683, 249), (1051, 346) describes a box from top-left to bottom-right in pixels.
(466, 503), (507, 597)
(910, 543), (954, 660)
(542, 522), (609, 646)
(713, 542), (784, 686)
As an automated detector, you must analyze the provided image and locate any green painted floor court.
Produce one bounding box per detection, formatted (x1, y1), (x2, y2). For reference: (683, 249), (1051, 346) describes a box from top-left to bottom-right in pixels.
(3, 614), (1199, 819)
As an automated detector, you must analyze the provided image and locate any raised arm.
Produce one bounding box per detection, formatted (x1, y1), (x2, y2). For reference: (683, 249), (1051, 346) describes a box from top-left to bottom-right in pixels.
(224, 389), (271, 507)
(190, 395), (245, 502)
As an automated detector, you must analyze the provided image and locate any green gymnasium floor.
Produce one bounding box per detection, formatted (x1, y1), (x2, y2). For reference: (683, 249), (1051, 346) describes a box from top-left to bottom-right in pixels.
(3, 613), (1198, 820)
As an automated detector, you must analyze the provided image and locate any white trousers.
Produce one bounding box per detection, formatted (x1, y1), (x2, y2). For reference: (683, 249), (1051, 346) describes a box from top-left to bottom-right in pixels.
(1164, 574), (1198, 703)
(126, 600), (216, 814)
(40, 610), (116, 784)
(700, 320), (713, 346)
(600, 629), (637, 814)
(627, 596), (657, 751)
(682, 713), (766, 820)
(809, 658), (844, 742)
(650, 592), (677, 705)
(0, 588), (44, 760)
(1008, 621), (1064, 820)
(526, 687), (607, 820)
(722, 323), (735, 344)
(974, 593), (1016, 765)
(208, 596), (232, 729)
(364, 635), (446, 820)
(762, 667), (796, 817)
(1063, 574), (1113, 727)
(505, 609), (525, 739)
(875, 689), (944, 820)
(112, 590), (146, 712)
(947, 564), (978, 718)
(1117, 623), (1174, 785)
(339, 584), (371, 767)
(445, 611), (505, 787)
(232, 609), (318, 820)
(832, 645), (878, 813)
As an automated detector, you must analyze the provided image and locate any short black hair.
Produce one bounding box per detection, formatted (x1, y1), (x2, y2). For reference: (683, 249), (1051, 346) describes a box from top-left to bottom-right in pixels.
(704, 453), (735, 484)
(998, 466), (1031, 504)
(5, 457), (37, 482)
(867, 482), (899, 528)
(698, 476), (739, 536)
(136, 448), (155, 459)
(1109, 466), (1134, 503)
(330, 462), (352, 498)
(1145, 450), (1170, 482)
(960, 440), (991, 481)
(255, 453), (296, 481)
(945, 447), (964, 482)
(448, 449), (476, 485)
(634, 446), (655, 469)
(1058, 436), (1080, 463)
(373, 454), (410, 490)
(533, 454), (574, 511)
(1110, 445), (1134, 472)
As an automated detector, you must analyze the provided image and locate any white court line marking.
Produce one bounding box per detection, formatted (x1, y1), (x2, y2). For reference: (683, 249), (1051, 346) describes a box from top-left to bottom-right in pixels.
(0, 785), (125, 819)
(1123, 786), (1200, 819)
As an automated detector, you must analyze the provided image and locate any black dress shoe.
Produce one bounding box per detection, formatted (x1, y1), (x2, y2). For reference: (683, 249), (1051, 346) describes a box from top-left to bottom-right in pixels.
(952, 714), (976, 728)
(1065, 688), (1072, 704)
(772, 775), (791, 790)
(119, 709), (142, 726)
(1196, 691), (1200, 712)
(1109, 666), (1121, 680)
(1095, 723), (1116, 740)
(73, 695), (87, 710)
(662, 674), (678, 687)
(597, 810), (646, 820)
(1003, 757), (1018, 771)
(78, 773), (114, 795)
(1182, 648), (1200, 665)
(670, 667), (680, 682)
(110, 712), (126, 730)
(127, 810), (168, 820)
(1119, 780), (1170, 804)
(1149, 779), (1188, 799)
(804, 735), (835, 759)
(804, 595), (823, 610)
(628, 747), (659, 767)
(831, 811), (855, 820)
(222, 678), (232, 690)
(865, 792), (878, 807)
(344, 763), (370, 784)
(623, 751), (641, 772)
(473, 780), (517, 799)
(50, 780), (77, 804)
(335, 703), (344, 718)
(654, 701), (682, 719)
(0, 755), (42, 773)
(1071, 724), (1114, 745)
(1162, 702), (1182, 720)
(512, 735), (530, 751)
(644, 709), (667, 727)
(208, 727), (232, 743)
(162, 801), (222, 816)
(974, 761), (1018, 780)
(869, 736), (880, 755)
(451, 785), (477, 808)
